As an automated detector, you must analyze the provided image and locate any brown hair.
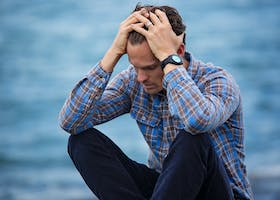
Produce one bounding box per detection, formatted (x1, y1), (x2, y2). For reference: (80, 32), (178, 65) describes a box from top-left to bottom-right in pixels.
(128, 4), (186, 45)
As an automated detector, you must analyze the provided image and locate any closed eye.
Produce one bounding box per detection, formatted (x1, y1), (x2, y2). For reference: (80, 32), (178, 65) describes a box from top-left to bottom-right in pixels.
(145, 65), (158, 70)
(134, 63), (160, 71)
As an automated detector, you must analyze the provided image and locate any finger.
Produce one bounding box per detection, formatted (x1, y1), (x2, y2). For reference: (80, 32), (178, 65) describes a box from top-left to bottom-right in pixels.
(123, 16), (139, 26)
(133, 13), (154, 29)
(122, 13), (145, 28)
(145, 21), (153, 29)
(123, 8), (147, 25)
(131, 23), (148, 36)
(133, 13), (151, 25)
(140, 8), (150, 18)
(155, 9), (169, 24)
(149, 12), (161, 25)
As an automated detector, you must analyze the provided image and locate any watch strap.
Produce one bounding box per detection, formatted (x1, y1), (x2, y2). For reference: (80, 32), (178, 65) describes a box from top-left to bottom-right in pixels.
(160, 54), (183, 69)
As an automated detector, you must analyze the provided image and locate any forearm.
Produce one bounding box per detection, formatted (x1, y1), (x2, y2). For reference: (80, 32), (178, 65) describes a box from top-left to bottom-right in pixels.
(100, 47), (122, 73)
(59, 64), (111, 134)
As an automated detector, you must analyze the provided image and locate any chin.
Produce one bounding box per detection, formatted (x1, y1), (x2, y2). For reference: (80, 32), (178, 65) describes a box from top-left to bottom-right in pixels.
(144, 88), (162, 95)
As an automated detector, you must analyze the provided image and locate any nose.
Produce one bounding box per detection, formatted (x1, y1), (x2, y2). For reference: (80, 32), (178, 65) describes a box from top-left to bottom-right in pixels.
(137, 69), (148, 83)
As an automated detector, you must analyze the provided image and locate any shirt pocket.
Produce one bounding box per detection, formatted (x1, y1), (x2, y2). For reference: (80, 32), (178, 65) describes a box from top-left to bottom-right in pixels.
(130, 104), (160, 127)
(170, 116), (185, 130)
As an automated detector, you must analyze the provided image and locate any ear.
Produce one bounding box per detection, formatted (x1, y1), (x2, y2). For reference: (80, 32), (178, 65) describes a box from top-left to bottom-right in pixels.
(177, 43), (185, 57)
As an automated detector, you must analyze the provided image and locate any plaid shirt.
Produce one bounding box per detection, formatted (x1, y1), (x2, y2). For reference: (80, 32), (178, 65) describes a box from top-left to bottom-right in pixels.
(59, 53), (253, 199)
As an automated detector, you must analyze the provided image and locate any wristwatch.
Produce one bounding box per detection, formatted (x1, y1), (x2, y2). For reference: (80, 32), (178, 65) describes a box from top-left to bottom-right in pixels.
(160, 54), (183, 69)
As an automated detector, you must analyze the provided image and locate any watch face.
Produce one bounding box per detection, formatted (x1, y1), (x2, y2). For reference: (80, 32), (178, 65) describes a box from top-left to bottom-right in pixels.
(172, 55), (182, 63)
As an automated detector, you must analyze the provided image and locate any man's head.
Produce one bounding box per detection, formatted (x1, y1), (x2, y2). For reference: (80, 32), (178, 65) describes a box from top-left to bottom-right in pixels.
(128, 4), (186, 45)
(127, 4), (186, 95)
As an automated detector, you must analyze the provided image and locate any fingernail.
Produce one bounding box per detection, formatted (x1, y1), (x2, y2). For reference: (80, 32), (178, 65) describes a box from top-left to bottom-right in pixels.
(140, 8), (146, 13)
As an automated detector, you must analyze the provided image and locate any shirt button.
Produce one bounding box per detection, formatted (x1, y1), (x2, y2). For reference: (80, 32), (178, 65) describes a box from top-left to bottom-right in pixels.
(141, 116), (146, 121)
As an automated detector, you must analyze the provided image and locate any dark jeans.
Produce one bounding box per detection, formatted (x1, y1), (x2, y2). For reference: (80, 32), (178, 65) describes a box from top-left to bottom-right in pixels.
(68, 128), (234, 200)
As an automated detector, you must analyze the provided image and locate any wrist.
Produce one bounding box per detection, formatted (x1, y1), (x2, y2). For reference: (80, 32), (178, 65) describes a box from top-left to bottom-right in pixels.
(163, 64), (180, 74)
(108, 45), (125, 58)
(101, 48), (122, 72)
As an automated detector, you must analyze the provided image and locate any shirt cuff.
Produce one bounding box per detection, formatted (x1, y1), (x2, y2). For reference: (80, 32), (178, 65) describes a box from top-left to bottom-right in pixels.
(163, 66), (192, 90)
(86, 62), (112, 86)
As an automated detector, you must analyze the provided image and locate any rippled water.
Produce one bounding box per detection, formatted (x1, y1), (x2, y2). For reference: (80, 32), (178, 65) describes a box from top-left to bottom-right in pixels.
(0, 0), (279, 199)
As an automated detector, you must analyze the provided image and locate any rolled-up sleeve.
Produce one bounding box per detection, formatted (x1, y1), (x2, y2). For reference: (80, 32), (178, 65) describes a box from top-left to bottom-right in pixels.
(59, 63), (131, 134)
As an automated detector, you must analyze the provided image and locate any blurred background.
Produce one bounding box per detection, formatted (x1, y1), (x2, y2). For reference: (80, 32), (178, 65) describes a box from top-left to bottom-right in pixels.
(0, 0), (279, 199)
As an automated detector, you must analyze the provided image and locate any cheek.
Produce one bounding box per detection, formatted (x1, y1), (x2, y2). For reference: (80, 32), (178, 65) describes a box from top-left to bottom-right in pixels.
(152, 71), (164, 85)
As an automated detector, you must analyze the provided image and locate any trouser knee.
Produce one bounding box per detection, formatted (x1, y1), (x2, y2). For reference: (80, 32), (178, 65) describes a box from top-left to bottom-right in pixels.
(162, 130), (216, 175)
(168, 130), (212, 158)
(174, 130), (212, 147)
(67, 128), (105, 160)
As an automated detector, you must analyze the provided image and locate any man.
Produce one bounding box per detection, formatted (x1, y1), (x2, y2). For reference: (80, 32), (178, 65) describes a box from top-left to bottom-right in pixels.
(59, 4), (253, 200)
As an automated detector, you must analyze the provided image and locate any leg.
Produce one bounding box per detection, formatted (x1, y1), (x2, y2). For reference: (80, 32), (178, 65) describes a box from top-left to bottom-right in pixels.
(68, 128), (159, 200)
(151, 130), (234, 200)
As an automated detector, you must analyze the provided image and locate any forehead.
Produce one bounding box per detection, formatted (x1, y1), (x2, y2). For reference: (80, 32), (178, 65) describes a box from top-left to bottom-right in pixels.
(127, 41), (159, 68)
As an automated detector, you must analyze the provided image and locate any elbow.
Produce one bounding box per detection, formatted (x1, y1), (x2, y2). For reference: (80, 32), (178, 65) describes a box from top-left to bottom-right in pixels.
(59, 123), (76, 135)
(58, 115), (77, 135)
(58, 113), (93, 135)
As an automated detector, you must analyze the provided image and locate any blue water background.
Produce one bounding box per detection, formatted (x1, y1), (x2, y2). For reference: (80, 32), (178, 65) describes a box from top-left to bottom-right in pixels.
(0, 0), (279, 199)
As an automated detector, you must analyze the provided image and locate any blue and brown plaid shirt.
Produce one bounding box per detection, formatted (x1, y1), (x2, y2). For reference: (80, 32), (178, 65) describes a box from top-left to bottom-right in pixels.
(59, 53), (253, 199)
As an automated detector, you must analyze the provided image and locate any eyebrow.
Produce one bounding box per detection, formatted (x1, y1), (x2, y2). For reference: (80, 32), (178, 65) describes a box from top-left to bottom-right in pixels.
(134, 62), (159, 70)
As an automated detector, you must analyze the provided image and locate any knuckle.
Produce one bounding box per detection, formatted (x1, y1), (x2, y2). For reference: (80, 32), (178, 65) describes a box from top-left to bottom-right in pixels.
(132, 13), (140, 19)
(158, 25), (165, 31)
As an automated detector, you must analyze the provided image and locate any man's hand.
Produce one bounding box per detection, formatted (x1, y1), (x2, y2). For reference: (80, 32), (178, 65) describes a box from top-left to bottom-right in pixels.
(100, 9), (148, 72)
(131, 9), (183, 61)
(111, 9), (148, 56)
